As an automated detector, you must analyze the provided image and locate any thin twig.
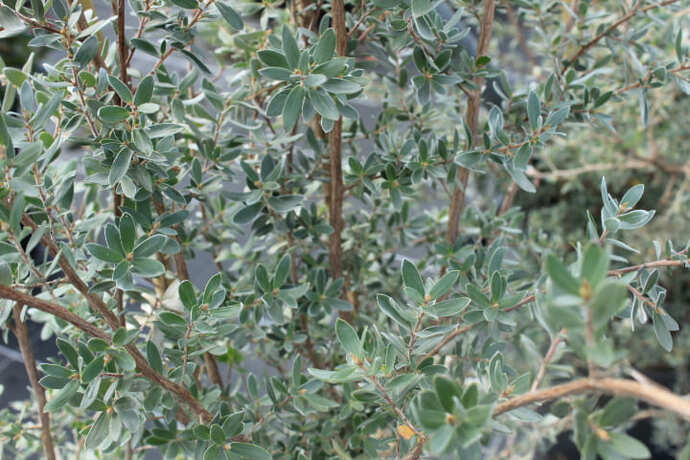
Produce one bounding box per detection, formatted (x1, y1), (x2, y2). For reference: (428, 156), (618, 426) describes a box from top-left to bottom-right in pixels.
(531, 328), (566, 391)
(10, 304), (57, 460)
(563, 0), (681, 71)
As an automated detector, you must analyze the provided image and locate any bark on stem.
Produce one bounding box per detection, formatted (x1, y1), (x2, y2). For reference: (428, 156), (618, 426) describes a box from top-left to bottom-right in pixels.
(0, 285), (214, 423)
(328, 0), (347, 287)
(10, 304), (57, 460)
(446, 0), (496, 245)
(494, 377), (690, 421)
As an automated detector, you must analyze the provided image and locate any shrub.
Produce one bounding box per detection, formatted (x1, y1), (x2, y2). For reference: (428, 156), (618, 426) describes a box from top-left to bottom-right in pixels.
(0, 0), (688, 458)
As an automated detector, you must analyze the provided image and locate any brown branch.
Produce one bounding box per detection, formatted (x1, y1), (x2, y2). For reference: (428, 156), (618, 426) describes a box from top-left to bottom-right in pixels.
(608, 258), (685, 276)
(418, 323), (475, 365)
(117, 0), (128, 86)
(0, 284), (213, 423)
(10, 8), (62, 34)
(0, 285), (109, 340)
(531, 328), (566, 391)
(10, 304), (57, 460)
(446, 0), (496, 245)
(494, 377), (690, 421)
(328, 0), (347, 297)
(21, 214), (121, 330)
(369, 374), (426, 442)
(563, 0), (681, 71)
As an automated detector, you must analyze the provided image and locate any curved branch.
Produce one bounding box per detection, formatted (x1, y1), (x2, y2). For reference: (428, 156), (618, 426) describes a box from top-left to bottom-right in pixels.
(494, 377), (690, 421)
(0, 284), (213, 423)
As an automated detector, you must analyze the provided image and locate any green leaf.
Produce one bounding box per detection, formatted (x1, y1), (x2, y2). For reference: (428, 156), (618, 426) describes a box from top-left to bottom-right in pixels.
(87, 244), (123, 263)
(335, 319), (361, 357)
(108, 75), (132, 103)
(546, 254), (580, 296)
(170, 0), (198, 9)
(255, 264), (270, 292)
(411, 0), (435, 17)
(620, 184), (644, 210)
(9, 192), (24, 233)
(527, 90), (541, 132)
(600, 398), (636, 427)
(234, 202), (262, 224)
(590, 280), (628, 329)
(105, 224), (125, 256)
(119, 213), (136, 253)
(109, 149), (133, 185)
(45, 379), (79, 412)
(131, 38), (159, 57)
(281, 85), (304, 131)
(258, 49), (289, 68)
(580, 244), (609, 290)
(85, 412), (109, 450)
(402, 259), (425, 298)
(82, 355), (104, 383)
(131, 258), (165, 277)
(230, 442), (271, 460)
(274, 254), (291, 288)
(606, 432), (651, 459)
(505, 161), (536, 193)
(304, 74), (327, 88)
(216, 2), (243, 30)
(112, 327), (137, 346)
(98, 105), (130, 123)
(282, 26), (300, 69)
(266, 89), (289, 117)
(57, 339), (79, 369)
(134, 75), (154, 106)
(80, 377), (101, 409)
(0, 5), (26, 38)
(308, 88), (339, 120)
(653, 311), (673, 352)
(179, 280), (197, 310)
(426, 297), (471, 317)
(429, 270), (459, 299)
(146, 341), (163, 374)
(74, 36), (100, 68)
(109, 349), (136, 371)
(322, 78), (361, 94)
(377, 294), (412, 328)
(434, 375), (461, 412)
(313, 29), (336, 63)
(133, 234), (166, 257)
(210, 424), (225, 444)
(258, 66), (293, 81)
(4, 68), (28, 87)
(267, 195), (303, 213)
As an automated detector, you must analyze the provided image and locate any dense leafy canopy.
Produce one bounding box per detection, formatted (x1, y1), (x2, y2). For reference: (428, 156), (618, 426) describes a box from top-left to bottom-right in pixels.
(0, 0), (688, 458)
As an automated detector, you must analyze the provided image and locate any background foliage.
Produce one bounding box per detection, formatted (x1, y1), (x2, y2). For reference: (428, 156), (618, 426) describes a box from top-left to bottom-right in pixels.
(0, 0), (689, 458)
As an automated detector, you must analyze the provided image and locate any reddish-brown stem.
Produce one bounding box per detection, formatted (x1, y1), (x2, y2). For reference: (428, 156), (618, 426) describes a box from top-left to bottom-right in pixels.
(446, 0), (496, 245)
(0, 284), (213, 423)
(10, 304), (57, 460)
(531, 328), (566, 391)
(0, 285), (109, 339)
(328, 0), (347, 303)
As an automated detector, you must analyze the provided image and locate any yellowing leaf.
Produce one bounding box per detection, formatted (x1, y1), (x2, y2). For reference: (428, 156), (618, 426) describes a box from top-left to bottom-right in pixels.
(397, 424), (415, 440)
